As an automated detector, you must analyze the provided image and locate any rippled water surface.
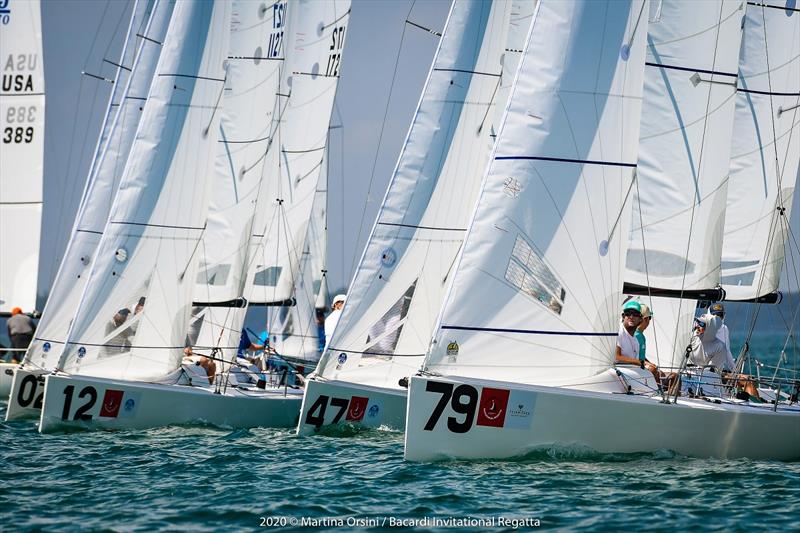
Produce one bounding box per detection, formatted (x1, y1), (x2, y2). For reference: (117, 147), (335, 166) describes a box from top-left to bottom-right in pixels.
(2, 334), (798, 531)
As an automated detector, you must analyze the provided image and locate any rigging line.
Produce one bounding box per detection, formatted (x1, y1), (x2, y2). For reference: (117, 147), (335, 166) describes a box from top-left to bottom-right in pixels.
(329, 347), (425, 358)
(282, 146), (325, 154)
(677, 0), (728, 313)
(108, 220), (206, 231)
(227, 55), (284, 61)
(203, 71), (227, 136)
(322, 8), (351, 30)
(476, 66), (502, 134)
(50, 1), (115, 286)
(81, 71), (115, 84)
(0, 92), (45, 97)
(742, 4), (791, 345)
(351, 0), (417, 275)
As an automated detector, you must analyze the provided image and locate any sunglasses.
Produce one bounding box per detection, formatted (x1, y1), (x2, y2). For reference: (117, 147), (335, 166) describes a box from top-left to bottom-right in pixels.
(622, 310), (642, 318)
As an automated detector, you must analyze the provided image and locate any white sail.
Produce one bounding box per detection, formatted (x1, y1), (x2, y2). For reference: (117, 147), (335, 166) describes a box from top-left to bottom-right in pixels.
(190, 0), (291, 358)
(423, 0), (649, 384)
(247, 0), (350, 305)
(0, 0), (45, 314)
(55, 0), (231, 381)
(24, 0), (174, 370)
(626, 0), (744, 292)
(720, 2), (800, 300)
(315, 0), (515, 387)
(268, 147), (329, 363)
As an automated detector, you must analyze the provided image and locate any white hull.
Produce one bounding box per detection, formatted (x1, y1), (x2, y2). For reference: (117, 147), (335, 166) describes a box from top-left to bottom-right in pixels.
(0, 362), (15, 400)
(404, 375), (800, 461)
(296, 378), (407, 436)
(5, 367), (44, 420)
(39, 373), (303, 433)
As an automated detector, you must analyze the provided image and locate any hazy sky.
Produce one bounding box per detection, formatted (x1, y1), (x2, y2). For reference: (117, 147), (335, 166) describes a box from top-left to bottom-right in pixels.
(36, 0), (800, 312)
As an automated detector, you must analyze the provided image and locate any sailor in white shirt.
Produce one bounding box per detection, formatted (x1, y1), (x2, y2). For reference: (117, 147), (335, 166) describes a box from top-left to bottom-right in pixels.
(324, 294), (346, 349)
(709, 303), (734, 366)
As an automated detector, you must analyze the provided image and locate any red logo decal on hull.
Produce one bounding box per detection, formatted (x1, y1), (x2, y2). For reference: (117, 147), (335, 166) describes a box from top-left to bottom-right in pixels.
(346, 396), (369, 422)
(476, 387), (509, 427)
(99, 389), (124, 418)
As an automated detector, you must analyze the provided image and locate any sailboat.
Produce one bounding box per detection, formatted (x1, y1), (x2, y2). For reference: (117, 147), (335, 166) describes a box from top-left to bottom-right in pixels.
(0, 0), (45, 398)
(36, 0), (351, 432)
(404, 0), (800, 462)
(6, 0), (174, 419)
(297, 0), (527, 435)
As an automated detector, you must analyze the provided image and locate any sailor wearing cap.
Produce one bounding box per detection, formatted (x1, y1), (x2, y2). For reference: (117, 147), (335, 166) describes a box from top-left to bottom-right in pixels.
(616, 300), (643, 363)
(324, 294), (347, 349)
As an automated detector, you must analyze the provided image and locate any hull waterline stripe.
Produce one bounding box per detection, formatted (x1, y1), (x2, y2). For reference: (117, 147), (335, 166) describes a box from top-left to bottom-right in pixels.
(495, 155), (637, 168)
(645, 62), (738, 79)
(442, 325), (617, 336)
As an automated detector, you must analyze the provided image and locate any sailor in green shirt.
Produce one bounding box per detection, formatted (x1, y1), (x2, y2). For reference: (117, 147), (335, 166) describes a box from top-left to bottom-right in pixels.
(634, 304), (652, 364)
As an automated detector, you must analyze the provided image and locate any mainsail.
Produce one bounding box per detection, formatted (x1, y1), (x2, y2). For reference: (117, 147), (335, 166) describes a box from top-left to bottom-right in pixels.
(24, 0), (175, 370)
(720, 2), (800, 301)
(624, 0), (744, 368)
(247, 0), (350, 306)
(189, 0), (292, 361)
(626, 0), (744, 293)
(54, 0), (231, 381)
(316, 0), (516, 386)
(423, 0), (649, 384)
(0, 0), (45, 314)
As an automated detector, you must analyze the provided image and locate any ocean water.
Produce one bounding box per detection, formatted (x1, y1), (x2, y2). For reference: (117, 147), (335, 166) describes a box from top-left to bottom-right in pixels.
(1, 334), (798, 532)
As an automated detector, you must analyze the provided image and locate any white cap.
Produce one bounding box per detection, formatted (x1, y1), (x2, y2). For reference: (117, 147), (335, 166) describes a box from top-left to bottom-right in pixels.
(332, 294), (347, 306)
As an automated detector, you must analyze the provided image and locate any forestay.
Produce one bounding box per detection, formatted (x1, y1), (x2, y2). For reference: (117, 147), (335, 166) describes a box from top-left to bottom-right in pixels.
(0, 0), (45, 314)
(626, 0), (744, 293)
(54, 1), (231, 381)
(720, 2), (800, 301)
(190, 0), (291, 358)
(247, 0), (350, 306)
(316, 0), (516, 386)
(423, 0), (649, 385)
(24, 0), (174, 370)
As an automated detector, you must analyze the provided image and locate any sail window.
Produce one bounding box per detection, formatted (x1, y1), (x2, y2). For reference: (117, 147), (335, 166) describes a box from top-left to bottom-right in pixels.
(363, 280), (417, 357)
(254, 265), (282, 286)
(196, 263), (231, 286)
(505, 235), (565, 315)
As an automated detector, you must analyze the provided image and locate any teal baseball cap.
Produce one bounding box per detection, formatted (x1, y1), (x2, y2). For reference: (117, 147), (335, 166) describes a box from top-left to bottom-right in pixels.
(622, 300), (642, 314)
